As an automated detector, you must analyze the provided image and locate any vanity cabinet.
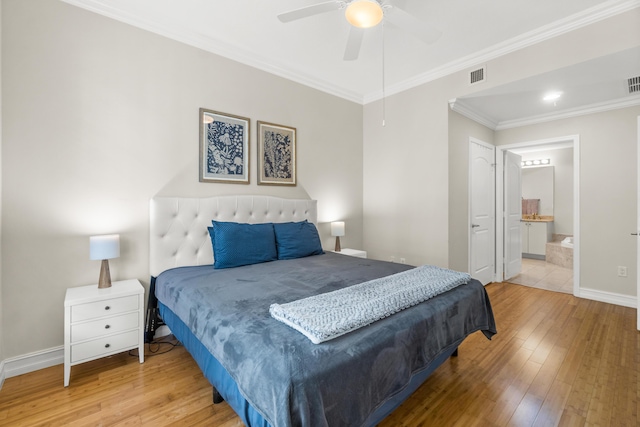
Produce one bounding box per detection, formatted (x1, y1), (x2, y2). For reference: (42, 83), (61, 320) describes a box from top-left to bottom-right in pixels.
(521, 221), (553, 258)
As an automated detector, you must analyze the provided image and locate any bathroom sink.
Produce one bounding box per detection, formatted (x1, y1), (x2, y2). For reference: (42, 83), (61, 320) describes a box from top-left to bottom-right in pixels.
(521, 215), (554, 222)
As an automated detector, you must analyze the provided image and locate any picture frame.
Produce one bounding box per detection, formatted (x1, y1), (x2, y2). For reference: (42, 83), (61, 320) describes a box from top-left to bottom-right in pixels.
(199, 108), (250, 184)
(257, 121), (296, 186)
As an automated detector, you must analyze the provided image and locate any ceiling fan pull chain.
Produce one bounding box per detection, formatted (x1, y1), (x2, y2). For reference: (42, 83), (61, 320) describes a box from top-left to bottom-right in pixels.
(382, 20), (386, 127)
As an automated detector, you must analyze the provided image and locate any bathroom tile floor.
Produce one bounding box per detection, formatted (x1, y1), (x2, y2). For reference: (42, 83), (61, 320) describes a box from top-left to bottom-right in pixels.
(508, 257), (573, 294)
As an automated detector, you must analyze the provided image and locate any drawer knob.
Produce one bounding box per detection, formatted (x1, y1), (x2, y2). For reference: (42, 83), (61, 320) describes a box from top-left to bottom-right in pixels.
(104, 324), (111, 329)
(104, 306), (111, 311)
(105, 343), (110, 348)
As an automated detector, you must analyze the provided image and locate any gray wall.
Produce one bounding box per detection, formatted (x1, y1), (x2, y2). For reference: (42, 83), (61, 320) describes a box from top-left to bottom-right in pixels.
(364, 11), (640, 297)
(496, 107), (640, 296)
(1, 0), (363, 358)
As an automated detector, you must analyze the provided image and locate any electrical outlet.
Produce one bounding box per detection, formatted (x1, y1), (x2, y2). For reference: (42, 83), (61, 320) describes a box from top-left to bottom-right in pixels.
(618, 266), (627, 277)
(390, 256), (395, 263)
(400, 258), (406, 264)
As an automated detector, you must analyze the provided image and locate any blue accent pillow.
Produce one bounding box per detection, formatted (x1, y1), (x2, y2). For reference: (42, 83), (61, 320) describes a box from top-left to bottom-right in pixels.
(273, 221), (324, 260)
(209, 221), (277, 269)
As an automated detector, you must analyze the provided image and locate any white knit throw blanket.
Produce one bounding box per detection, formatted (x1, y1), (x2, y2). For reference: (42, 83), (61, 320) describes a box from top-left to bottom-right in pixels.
(269, 265), (471, 344)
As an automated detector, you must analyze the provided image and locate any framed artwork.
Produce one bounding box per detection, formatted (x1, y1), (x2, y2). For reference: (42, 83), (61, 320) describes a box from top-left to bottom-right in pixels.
(199, 108), (250, 184)
(257, 121), (296, 186)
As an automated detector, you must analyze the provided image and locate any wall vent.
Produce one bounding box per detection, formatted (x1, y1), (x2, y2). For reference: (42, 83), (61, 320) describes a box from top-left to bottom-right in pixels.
(628, 76), (640, 94)
(469, 66), (486, 86)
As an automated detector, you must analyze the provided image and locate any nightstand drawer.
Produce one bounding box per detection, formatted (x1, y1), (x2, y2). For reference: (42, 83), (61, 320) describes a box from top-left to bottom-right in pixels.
(70, 330), (139, 363)
(71, 312), (139, 343)
(71, 295), (139, 322)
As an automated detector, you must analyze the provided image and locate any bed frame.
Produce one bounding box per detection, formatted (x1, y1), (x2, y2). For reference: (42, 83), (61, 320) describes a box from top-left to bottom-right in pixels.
(149, 195), (465, 426)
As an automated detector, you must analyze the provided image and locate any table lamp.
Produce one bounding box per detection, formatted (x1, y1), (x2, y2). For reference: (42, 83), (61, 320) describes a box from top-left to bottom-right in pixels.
(90, 234), (120, 289)
(331, 221), (345, 252)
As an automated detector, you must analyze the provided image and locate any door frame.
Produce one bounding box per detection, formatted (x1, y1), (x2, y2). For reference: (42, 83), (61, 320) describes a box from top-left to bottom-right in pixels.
(495, 134), (580, 294)
(637, 116), (639, 330)
(468, 137), (496, 284)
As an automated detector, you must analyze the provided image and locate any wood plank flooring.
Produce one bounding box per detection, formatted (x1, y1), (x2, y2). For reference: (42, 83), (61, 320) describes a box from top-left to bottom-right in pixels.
(0, 282), (637, 426)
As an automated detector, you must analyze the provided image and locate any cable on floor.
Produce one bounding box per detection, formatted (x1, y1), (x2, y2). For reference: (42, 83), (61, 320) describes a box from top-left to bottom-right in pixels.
(128, 334), (182, 358)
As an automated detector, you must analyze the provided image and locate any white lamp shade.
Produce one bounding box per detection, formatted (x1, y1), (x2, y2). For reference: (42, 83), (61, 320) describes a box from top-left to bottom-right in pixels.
(331, 221), (345, 237)
(90, 234), (120, 260)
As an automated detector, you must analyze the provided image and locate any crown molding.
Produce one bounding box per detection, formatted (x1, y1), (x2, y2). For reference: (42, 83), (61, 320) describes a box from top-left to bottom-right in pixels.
(495, 94), (640, 130)
(60, 0), (365, 104)
(449, 94), (640, 131)
(448, 98), (498, 129)
(364, 0), (640, 104)
(62, 0), (639, 106)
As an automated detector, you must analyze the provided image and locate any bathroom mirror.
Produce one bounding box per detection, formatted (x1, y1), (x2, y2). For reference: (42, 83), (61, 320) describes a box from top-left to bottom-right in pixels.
(522, 166), (554, 216)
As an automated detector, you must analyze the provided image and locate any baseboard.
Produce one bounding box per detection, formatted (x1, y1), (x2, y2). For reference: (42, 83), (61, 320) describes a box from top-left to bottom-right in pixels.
(2, 346), (64, 382)
(578, 287), (636, 308)
(0, 360), (6, 389)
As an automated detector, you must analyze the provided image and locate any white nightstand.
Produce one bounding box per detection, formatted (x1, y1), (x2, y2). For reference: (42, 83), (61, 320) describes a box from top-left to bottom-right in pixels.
(335, 248), (367, 258)
(64, 279), (145, 387)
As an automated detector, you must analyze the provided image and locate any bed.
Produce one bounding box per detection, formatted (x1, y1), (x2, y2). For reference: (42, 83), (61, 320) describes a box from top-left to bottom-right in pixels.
(150, 195), (496, 427)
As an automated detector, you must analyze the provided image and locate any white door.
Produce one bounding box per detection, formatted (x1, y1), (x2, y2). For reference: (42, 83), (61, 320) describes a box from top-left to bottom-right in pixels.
(470, 139), (495, 285)
(504, 151), (522, 280)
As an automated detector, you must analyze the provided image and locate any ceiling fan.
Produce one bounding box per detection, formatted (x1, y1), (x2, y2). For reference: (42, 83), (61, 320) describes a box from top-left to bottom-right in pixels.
(277, 0), (441, 61)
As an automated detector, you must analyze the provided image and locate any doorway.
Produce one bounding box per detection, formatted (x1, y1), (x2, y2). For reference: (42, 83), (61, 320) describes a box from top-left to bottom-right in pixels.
(495, 135), (580, 295)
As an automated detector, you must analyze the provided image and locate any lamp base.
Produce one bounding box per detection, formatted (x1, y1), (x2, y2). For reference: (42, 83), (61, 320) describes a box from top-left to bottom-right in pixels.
(98, 259), (112, 289)
(334, 236), (341, 252)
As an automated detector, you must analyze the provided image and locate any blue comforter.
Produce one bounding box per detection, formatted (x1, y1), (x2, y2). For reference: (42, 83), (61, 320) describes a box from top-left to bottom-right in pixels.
(155, 252), (496, 427)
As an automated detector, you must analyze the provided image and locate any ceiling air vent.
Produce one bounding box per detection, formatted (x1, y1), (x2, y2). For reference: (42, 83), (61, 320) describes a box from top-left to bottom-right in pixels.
(628, 76), (640, 94)
(469, 66), (486, 86)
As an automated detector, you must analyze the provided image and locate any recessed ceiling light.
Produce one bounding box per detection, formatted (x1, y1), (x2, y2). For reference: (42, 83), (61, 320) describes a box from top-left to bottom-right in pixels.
(543, 91), (563, 102)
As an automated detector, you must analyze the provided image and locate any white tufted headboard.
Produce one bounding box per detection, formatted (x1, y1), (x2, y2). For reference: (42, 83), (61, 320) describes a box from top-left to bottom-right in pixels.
(150, 195), (318, 277)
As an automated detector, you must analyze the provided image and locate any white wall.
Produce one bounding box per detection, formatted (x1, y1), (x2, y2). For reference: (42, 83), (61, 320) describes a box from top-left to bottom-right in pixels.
(364, 10), (640, 293)
(1, 0), (363, 358)
(521, 148), (573, 235)
(496, 106), (640, 296)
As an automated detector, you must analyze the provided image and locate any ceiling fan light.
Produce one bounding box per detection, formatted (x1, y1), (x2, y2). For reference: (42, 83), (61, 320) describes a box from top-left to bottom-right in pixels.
(345, 0), (383, 29)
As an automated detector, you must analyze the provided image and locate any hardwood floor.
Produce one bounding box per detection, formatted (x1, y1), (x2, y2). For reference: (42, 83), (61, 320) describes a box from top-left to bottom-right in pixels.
(0, 282), (637, 426)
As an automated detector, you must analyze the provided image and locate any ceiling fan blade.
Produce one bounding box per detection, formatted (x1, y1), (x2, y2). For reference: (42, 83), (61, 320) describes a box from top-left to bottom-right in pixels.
(384, 6), (441, 45)
(277, 1), (342, 23)
(343, 27), (364, 61)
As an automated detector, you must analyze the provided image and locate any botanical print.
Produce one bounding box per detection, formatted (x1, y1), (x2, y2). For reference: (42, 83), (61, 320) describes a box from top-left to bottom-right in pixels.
(199, 109), (249, 184)
(263, 129), (292, 180)
(258, 121), (296, 186)
(206, 120), (245, 176)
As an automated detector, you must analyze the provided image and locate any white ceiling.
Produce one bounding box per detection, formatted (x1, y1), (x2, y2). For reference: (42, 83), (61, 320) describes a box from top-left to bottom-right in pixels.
(62, 0), (640, 124)
(452, 45), (640, 129)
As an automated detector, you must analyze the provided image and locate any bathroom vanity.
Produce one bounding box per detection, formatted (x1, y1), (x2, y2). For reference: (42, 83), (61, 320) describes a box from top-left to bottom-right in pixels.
(521, 217), (553, 259)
